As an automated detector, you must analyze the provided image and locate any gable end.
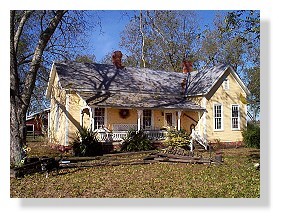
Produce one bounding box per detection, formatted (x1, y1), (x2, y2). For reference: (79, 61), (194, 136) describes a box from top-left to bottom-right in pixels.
(205, 66), (250, 100)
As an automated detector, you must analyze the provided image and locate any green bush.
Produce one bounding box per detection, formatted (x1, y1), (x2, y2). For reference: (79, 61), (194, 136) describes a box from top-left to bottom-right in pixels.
(121, 130), (153, 152)
(242, 123), (260, 149)
(164, 129), (191, 149)
(71, 127), (102, 156)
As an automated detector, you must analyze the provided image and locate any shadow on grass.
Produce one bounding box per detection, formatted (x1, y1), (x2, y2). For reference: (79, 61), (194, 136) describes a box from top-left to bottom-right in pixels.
(248, 149), (260, 162)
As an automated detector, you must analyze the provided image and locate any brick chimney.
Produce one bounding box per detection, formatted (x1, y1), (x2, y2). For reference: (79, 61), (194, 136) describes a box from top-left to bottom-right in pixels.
(112, 51), (125, 69)
(182, 60), (193, 74)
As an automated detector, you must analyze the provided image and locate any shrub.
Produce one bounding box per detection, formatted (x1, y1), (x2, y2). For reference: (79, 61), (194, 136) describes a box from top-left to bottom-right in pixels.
(242, 123), (260, 149)
(211, 138), (223, 152)
(164, 129), (191, 149)
(71, 127), (102, 156)
(121, 130), (153, 152)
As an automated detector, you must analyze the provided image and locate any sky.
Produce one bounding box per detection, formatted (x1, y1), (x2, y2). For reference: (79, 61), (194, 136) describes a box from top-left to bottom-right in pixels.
(85, 10), (132, 61)
(84, 10), (223, 62)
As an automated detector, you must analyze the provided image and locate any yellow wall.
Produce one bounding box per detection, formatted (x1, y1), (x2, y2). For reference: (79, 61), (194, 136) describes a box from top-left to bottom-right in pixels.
(106, 108), (137, 130)
(49, 73), (87, 145)
(105, 109), (198, 132)
(205, 71), (247, 142)
(181, 111), (199, 132)
(49, 73), (67, 145)
(153, 110), (164, 129)
(105, 108), (169, 130)
(66, 92), (87, 142)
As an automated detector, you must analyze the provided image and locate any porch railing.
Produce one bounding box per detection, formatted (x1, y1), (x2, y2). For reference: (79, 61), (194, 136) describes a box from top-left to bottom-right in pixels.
(112, 124), (138, 131)
(191, 130), (208, 150)
(144, 130), (168, 140)
(112, 131), (129, 141)
(95, 129), (168, 142)
(94, 127), (207, 151)
(112, 124), (161, 131)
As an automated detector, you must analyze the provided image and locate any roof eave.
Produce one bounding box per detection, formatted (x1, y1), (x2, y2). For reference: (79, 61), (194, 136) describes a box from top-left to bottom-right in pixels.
(203, 65), (251, 97)
(203, 65), (230, 96)
(87, 104), (206, 111)
(186, 65), (251, 97)
(228, 66), (251, 96)
(45, 63), (56, 99)
(186, 93), (205, 97)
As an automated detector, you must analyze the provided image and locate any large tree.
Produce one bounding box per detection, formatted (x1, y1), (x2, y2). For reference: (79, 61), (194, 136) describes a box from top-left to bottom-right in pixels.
(246, 66), (260, 121)
(199, 11), (259, 73)
(224, 10), (260, 120)
(120, 10), (201, 72)
(10, 10), (90, 166)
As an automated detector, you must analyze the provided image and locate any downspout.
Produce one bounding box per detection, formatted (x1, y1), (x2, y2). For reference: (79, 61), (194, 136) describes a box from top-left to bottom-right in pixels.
(65, 94), (69, 146)
(202, 97), (207, 140)
(245, 104), (248, 127)
(47, 111), (50, 142)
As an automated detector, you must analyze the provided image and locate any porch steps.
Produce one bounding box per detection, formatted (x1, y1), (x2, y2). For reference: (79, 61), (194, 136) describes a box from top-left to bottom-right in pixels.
(192, 140), (208, 151)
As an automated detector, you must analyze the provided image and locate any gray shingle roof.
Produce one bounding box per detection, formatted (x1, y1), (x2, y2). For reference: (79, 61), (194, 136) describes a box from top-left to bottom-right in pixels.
(53, 61), (232, 110)
(187, 64), (229, 95)
(54, 61), (186, 95)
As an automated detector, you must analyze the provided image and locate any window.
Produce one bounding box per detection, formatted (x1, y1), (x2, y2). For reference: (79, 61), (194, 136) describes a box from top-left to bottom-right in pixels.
(214, 104), (223, 130)
(94, 108), (105, 129)
(223, 78), (229, 90)
(231, 105), (240, 130)
(143, 109), (152, 129)
(26, 124), (34, 132)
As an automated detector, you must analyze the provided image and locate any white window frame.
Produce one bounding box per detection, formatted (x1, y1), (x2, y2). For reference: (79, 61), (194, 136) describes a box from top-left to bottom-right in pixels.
(163, 110), (176, 128)
(223, 77), (230, 90)
(142, 109), (153, 129)
(231, 104), (240, 130)
(213, 103), (223, 131)
(94, 107), (105, 129)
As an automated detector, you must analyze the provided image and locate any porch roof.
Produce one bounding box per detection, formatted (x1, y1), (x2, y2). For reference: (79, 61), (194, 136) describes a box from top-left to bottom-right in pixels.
(79, 91), (205, 111)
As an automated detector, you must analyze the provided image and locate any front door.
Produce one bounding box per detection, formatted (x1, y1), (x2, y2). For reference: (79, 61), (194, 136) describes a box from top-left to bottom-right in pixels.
(165, 113), (173, 127)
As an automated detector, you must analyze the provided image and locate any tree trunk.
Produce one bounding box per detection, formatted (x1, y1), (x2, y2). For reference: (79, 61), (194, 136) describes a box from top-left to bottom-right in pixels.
(10, 98), (26, 166)
(10, 10), (26, 166)
(10, 10), (67, 166)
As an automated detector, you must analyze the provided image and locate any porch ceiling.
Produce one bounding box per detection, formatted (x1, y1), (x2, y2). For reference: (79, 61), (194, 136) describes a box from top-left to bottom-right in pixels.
(79, 91), (205, 111)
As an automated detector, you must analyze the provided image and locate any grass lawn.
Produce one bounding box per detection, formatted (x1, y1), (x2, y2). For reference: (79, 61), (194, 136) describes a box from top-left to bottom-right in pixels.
(10, 143), (260, 198)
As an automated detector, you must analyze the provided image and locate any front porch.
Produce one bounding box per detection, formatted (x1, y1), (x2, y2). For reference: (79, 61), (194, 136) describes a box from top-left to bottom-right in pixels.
(80, 106), (206, 145)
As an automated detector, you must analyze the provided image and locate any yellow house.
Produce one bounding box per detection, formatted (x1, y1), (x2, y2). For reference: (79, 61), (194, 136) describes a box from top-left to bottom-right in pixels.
(46, 58), (250, 150)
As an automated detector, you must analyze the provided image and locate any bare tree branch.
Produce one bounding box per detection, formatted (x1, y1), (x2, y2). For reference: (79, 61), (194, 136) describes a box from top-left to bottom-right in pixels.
(139, 11), (146, 68)
(22, 10), (67, 109)
(14, 10), (34, 54)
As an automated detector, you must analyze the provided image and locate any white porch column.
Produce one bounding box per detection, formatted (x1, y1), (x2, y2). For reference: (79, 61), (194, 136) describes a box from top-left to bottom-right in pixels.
(198, 111), (201, 133)
(80, 109), (83, 127)
(177, 110), (182, 131)
(137, 109), (142, 131)
(89, 107), (93, 130)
